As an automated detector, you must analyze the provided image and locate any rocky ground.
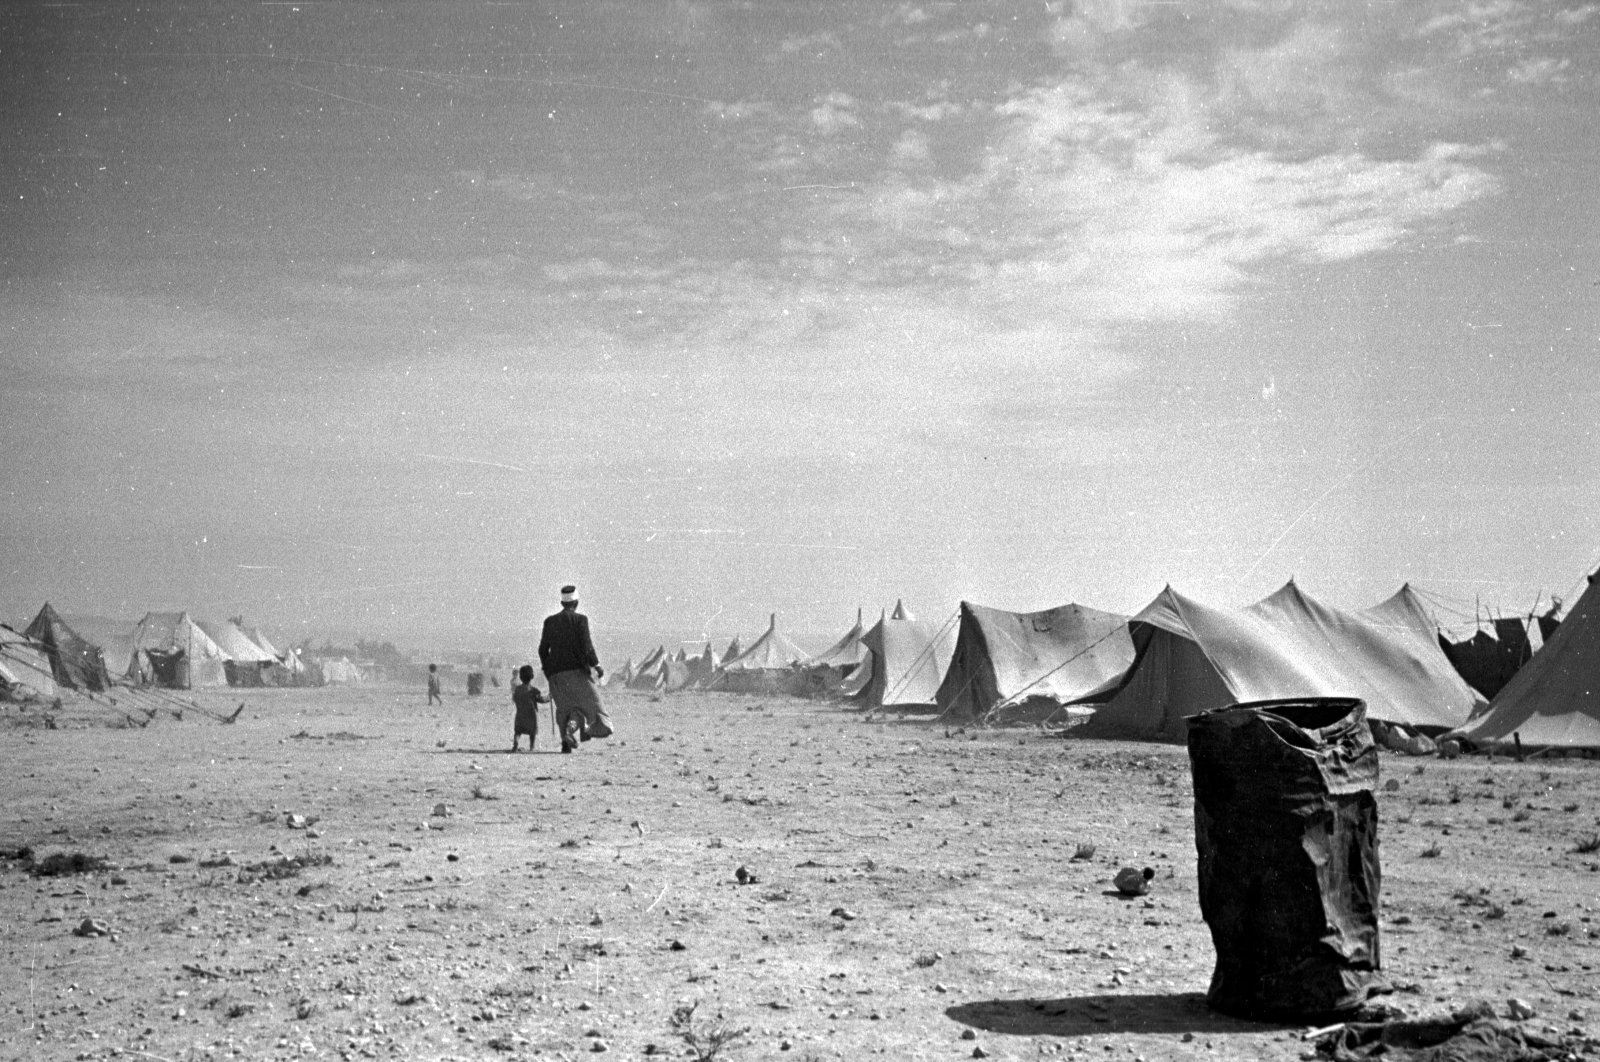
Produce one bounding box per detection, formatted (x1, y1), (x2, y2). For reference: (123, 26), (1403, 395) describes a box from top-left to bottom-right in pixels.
(2, 684), (1597, 1061)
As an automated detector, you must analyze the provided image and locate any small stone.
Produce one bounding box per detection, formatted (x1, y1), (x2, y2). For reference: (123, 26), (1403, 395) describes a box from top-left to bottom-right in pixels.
(73, 917), (111, 937)
(1511, 945), (1529, 960)
(431, 803), (450, 817)
(971, 1047), (988, 1059)
(960, 1029), (977, 1040)
(1506, 998), (1536, 1021)
(590, 1041), (609, 1053)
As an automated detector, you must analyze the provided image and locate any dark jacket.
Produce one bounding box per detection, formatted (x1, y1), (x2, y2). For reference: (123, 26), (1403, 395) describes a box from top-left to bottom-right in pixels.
(539, 608), (599, 677)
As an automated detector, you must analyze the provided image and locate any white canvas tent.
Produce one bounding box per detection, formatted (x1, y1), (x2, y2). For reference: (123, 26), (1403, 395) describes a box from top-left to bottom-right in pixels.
(129, 611), (230, 688)
(709, 614), (810, 693)
(855, 609), (959, 709)
(1075, 581), (1485, 743)
(934, 601), (1135, 719)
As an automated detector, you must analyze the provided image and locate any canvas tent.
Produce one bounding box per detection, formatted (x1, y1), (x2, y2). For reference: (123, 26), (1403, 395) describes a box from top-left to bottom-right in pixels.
(1451, 571), (1600, 749)
(319, 656), (363, 684)
(687, 643), (720, 687)
(934, 601), (1135, 720)
(854, 610), (959, 708)
(62, 615), (137, 679)
(197, 619), (278, 687)
(24, 603), (113, 692)
(129, 611), (230, 688)
(0, 624), (58, 699)
(1075, 582), (1485, 743)
(627, 646), (667, 691)
(709, 614), (809, 693)
(243, 625), (281, 660)
(793, 609), (871, 697)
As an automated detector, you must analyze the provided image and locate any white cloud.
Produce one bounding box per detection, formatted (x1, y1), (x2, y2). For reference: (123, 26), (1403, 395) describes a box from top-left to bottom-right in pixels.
(810, 92), (861, 135)
(1506, 56), (1570, 85)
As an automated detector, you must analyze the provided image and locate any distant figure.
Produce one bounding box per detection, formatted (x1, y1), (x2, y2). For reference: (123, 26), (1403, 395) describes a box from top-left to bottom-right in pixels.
(538, 584), (612, 753)
(510, 664), (547, 753)
(427, 663), (443, 706)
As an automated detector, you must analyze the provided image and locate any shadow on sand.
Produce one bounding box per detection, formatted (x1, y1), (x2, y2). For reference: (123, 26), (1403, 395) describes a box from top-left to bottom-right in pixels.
(430, 747), (565, 756)
(946, 992), (1284, 1038)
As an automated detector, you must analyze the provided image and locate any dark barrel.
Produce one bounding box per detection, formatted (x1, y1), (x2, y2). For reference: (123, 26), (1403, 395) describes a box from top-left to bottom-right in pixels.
(1187, 697), (1381, 1021)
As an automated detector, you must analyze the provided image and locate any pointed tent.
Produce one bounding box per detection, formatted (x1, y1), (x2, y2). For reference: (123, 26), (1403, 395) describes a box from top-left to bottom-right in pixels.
(891, 599), (913, 621)
(130, 611), (230, 688)
(709, 614), (810, 693)
(661, 653), (697, 692)
(686, 643), (720, 687)
(197, 619), (277, 687)
(856, 610), (959, 708)
(806, 609), (870, 671)
(24, 603), (113, 692)
(720, 634), (744, 666)
(792, 609), (871, 698)
(1451, 571), (1600, 749)
(627, 646), (668, 691)
(1076, 582), (1485, 743)
(0, 624), (58, 699)
(934, 601), (1135, 720)
(61, 615), (137, 679)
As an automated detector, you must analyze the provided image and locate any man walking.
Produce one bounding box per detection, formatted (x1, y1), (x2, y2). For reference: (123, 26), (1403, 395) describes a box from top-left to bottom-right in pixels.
(538, 584), (613, 753)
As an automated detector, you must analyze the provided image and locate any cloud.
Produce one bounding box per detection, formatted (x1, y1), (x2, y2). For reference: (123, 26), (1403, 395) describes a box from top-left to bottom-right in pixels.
(1506, 56), (1570, 85)
(810, 92), (861, 135)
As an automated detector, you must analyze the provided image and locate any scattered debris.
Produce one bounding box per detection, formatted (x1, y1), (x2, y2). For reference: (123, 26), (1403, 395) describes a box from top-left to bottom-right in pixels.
(29, 852), (112, 877)
(1113, 866), (1155, 896)
(236, 853), (333, 884)
(73, 917), (112, 937)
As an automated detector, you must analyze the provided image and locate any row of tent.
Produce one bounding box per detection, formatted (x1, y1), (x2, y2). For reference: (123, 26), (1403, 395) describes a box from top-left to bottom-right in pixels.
(0, 604), (367, 698)
(616, 576), (1599, 750)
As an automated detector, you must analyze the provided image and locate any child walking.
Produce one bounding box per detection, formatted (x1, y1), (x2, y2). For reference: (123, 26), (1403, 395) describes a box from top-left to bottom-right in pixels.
(511, 664), (547, 752)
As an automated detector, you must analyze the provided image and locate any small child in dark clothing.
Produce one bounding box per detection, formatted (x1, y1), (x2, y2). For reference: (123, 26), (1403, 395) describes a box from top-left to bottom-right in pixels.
(511, 664), (548, 752)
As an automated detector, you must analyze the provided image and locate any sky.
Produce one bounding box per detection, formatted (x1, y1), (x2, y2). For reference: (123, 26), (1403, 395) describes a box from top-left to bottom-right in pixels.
(2, 0), (1598, 662)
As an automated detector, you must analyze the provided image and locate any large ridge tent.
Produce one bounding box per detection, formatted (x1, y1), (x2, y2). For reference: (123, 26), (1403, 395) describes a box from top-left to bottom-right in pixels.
(1451, 571), (1600, 749)
(0, 623), (58, 699)
(197, 619), (278, 687)
(934, 601), (1135, 719)
(24, 603), (112, 692)
(129, 611), (230, 688)
(709, 614), (809, 693)
(854, 609), (959, 708)
(1075, 581), (1485, 743)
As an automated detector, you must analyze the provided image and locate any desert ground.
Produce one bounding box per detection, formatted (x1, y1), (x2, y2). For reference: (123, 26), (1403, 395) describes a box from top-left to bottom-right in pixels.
(3, 684), (1597, 1062)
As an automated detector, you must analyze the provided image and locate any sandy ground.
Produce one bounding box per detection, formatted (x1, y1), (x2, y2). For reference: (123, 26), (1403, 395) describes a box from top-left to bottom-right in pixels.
(2, 684), (1598, 1062)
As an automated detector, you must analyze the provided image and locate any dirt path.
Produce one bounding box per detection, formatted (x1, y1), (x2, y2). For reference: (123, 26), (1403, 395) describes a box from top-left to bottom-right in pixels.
(3, 686), (1597, 1061)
